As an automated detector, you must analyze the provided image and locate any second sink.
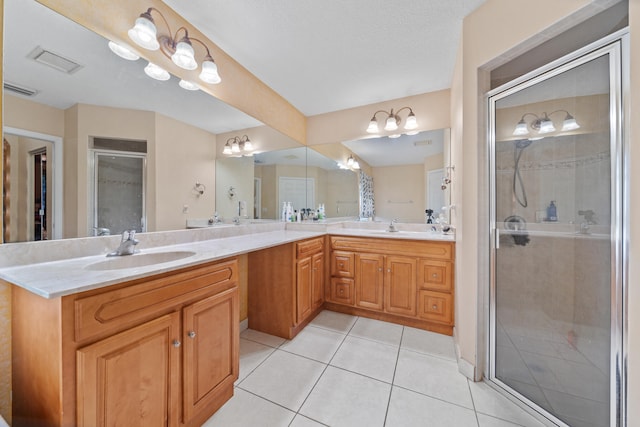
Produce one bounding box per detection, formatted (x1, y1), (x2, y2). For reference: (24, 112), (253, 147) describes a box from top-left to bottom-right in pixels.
(86, 251), (197, 271)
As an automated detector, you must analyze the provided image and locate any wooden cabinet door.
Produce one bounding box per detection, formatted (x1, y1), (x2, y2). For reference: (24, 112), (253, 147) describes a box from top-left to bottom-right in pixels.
(296, 256), (313, 324)
(355, 253), (384, 310)
(183, 287), (239, 425)
(76, 312), (181, 427)
(311, 252), (325, 309)
(384, 256), (417, 316)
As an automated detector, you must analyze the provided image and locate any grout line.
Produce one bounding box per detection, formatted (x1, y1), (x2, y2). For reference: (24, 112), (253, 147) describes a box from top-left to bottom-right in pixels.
(392, 383), (478, 413)
(286, 315), (357, 425)
(467, 378), (482, 427)
(382, 325), (404, 426)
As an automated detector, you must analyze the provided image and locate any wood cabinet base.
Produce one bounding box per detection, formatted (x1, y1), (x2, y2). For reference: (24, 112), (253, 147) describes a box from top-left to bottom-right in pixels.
(324, 302), (453, 336)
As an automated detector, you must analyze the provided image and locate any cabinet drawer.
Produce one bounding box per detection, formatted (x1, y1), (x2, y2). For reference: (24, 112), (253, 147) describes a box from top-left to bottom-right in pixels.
(74, 259), (238, 343)
(297, 237), (324, 258)
(331, 251), (354, 277)
(330, 278), (355, 305)
(417, 290), (453, 324)
(418, 260), (452, 292)
(331, 236), (453, 260)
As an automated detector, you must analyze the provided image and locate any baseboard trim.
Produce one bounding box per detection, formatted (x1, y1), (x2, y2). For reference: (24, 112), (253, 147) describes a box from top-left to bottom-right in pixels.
(239, 318), (248, 332)
(453, 326), (477, 380)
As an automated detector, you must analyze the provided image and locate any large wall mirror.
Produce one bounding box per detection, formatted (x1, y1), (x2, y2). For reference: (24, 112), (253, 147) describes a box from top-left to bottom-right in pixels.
(310, 128), (451, 223)
(215, 146), (359, 221)
(2, 0), (305, 243)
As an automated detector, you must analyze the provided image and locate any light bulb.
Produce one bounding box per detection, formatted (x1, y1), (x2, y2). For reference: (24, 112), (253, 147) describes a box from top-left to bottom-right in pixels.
(404, 111), (418, 130)
(366, 117), (379, 133)
(538, 117), (556, 134)
(384, 115), (398, 131)
(108, 41), (139, 61)
(172, 38), (197, 70)
(243, 138), (253, 151)
(352, 160), (360, 170)
(232, 141), (240, 153)
(199, 58), (221, 84)
(512, 119), (529, 136)
(128, 12), (159, 50)
(561, 114), (580, 131)
(223, 143), (232, 155)
(144, 62), (170, 81)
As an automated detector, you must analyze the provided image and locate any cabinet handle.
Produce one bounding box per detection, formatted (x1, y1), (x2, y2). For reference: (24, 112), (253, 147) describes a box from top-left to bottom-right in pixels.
(432, 305), (438, 310)
(378, 267), (383, 272)
(339, 263), (344, 267)
(432, 273), (438, 278)
(172, 339), (181, 348)
(387, 269), (391, 273)
(188, 331), (196, 339)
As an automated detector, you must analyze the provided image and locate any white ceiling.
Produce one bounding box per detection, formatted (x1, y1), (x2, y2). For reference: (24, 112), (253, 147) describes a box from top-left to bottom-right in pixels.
(161, 0), (486, 116)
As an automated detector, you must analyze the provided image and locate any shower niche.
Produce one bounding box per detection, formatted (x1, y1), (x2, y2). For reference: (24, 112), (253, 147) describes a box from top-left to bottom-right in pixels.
(488, 34), (625, 427)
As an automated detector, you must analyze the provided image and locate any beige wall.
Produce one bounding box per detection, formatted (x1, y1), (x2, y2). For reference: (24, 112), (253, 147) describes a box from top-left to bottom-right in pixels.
(154, 114), (217, 230)
(215, 156), (255, 220)
(372, 164), (425, 223)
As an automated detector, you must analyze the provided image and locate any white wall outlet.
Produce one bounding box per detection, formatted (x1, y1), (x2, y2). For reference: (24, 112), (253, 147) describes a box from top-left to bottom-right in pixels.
(183, 204), (189, 214)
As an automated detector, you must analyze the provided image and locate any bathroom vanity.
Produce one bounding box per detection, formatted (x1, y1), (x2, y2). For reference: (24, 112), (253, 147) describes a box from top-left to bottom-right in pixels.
(326, 235), (455, 335)
(11, 258), (239, 427)
(2, 223), (454, 426)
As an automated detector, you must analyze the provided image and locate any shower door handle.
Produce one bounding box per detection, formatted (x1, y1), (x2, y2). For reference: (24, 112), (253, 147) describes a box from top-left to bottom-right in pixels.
(495, 228), (500, 249)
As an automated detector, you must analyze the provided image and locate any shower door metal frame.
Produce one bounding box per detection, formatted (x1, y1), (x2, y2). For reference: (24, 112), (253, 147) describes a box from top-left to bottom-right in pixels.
(486, 30), (628, 427)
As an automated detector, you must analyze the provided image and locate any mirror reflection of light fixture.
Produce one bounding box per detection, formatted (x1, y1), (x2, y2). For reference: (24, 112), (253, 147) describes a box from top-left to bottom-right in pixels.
(366, 107), (418, 136)
(346, 155), (360, 170)
(512, 110), (580, 137)
(223, 135), (253, 156)
(110, 7), (222, 88)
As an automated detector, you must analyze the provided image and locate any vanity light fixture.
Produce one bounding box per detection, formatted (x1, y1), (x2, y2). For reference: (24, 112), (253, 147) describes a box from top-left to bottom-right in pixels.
(144, 62), (170, 81)
(120, 7), (221, 86)
(513, 110), (580, 137)
(366, 107), (418, 135)
(178, 79), (199, 91)
(223, 135), (253, 156)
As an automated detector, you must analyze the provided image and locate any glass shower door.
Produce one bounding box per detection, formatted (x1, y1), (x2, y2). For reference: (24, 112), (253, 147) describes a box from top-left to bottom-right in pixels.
(489, 39), (623, 427)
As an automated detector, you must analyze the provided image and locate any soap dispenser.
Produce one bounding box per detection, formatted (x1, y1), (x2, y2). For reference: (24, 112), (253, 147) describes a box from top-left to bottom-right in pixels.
(546, 201), (558, 221)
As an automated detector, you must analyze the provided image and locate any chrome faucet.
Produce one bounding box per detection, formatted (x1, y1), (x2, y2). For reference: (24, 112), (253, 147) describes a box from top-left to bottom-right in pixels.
(233, 217), (241, 225)
(388, 219), (399, 232)
(108, 230), (140, 256)
(208, 212), (222, 225)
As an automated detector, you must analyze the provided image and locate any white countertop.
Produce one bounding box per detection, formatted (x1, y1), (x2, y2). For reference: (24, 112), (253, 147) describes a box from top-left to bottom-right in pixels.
(0, 230), (323, 299)
(0, 222), (455, 299)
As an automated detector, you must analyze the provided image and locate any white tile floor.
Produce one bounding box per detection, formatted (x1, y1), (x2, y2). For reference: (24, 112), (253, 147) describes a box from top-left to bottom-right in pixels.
(203, 311), (548, 427)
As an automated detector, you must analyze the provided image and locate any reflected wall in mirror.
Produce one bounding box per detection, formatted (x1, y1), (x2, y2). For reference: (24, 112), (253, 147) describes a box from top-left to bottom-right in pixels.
(2, 0), (264, 242)
(311, 128), (451, 223)
(215, 146), (359, 221)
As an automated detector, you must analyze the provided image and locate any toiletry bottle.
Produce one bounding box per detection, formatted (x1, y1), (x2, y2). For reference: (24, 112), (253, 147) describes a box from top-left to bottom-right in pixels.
(282, 202), (287, 222)
(547, 201), (558, 221)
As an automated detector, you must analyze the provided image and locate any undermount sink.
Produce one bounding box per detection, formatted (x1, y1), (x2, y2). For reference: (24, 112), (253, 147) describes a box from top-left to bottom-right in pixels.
(86, 251), (197, 271)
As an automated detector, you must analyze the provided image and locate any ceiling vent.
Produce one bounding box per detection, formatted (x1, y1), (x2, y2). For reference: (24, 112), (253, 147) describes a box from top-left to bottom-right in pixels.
(4, 81), (38, 97)
(27, 46), (83, 74)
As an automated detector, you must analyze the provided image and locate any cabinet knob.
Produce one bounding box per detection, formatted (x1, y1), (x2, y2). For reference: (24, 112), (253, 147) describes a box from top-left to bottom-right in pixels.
(432, 273), (438, 278)
(387, 269), (391, 273)
(172, 339), (181, 348)
(188, 331), (196, 339)
(339, 263), (344, 267)
(378, 267), (383, 272)
(339, 289), (344, 294)
(432, 305), (438, 310)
